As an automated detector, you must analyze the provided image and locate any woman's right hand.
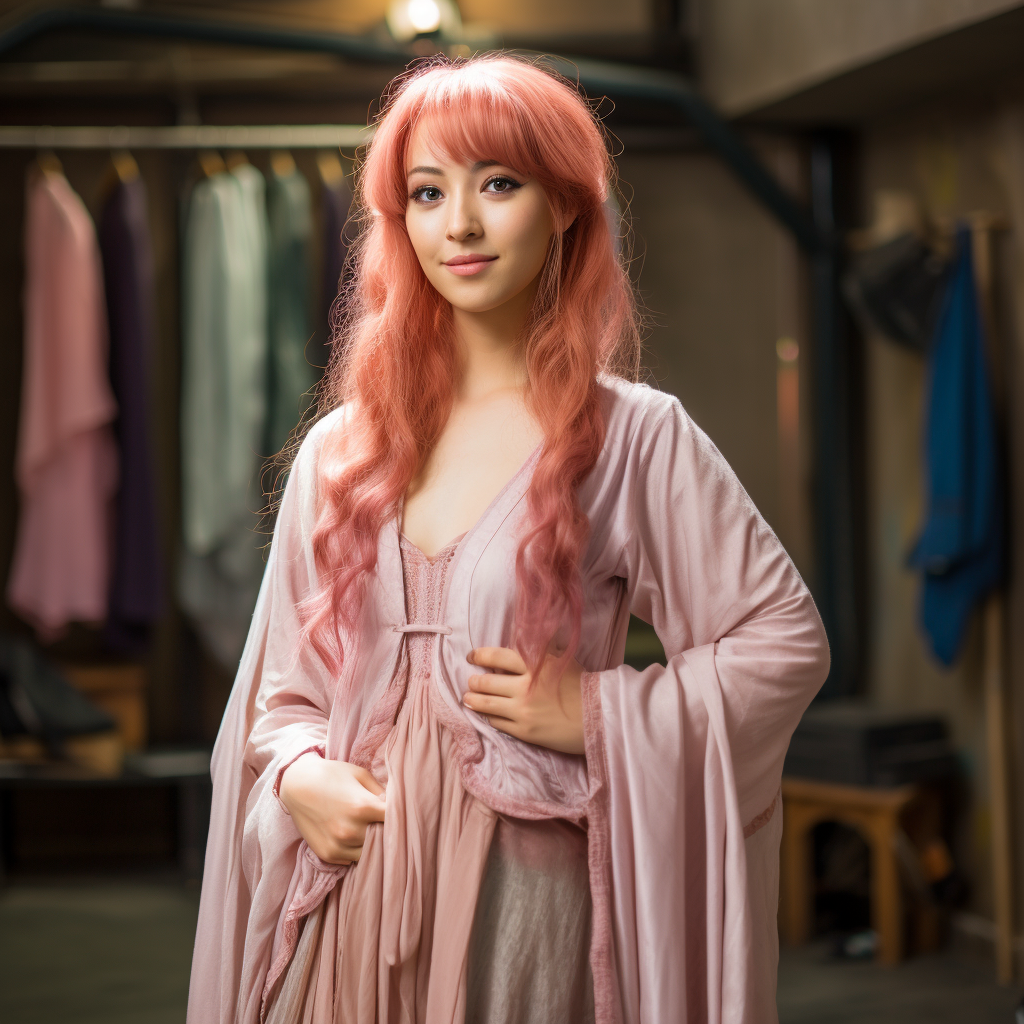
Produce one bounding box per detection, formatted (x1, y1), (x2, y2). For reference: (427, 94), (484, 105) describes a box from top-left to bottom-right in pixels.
(278, 752), (386, 864)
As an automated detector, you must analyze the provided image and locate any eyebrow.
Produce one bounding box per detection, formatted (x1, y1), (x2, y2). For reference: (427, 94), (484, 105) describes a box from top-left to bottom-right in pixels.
(406, 160), (504, 178)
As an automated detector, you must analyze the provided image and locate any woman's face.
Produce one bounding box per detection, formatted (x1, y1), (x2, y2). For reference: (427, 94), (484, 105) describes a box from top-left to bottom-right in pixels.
(404, 121), (556, 315)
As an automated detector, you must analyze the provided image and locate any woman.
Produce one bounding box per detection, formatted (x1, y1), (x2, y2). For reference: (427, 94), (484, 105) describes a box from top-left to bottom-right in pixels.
(188, 55), (830, 1024)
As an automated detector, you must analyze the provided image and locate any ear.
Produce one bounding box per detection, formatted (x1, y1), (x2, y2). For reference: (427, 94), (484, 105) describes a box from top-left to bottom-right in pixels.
(545, 192), (577, 236)
(556, 206), (579, 233)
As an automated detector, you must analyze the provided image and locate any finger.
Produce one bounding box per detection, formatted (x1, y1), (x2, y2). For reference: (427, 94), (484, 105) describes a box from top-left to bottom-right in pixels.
(467, 671), (520, 697)
(320, 842), (361, 865)
(463, 691), (516, 717)
(470, 646), (528, 675)
(361, 795), (387, 823)
(485, 715), (526, 741)
(354, 767), (385, 798)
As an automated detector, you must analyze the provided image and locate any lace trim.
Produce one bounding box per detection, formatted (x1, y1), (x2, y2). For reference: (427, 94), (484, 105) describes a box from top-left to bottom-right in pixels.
(399, 535), (461, 679)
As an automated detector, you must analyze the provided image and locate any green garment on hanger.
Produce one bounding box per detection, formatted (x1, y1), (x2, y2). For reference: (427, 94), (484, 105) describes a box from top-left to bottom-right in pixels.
(266, 164), (315, 455)
(179, 163), (269, 669)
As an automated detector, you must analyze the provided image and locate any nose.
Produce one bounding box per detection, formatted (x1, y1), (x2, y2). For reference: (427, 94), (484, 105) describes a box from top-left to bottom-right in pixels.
(446, 187), (481, 241)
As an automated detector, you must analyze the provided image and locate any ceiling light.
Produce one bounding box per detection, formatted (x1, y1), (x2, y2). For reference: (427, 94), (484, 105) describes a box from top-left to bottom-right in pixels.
(408, 0), (441, 34)
(386, 0), (462, 42)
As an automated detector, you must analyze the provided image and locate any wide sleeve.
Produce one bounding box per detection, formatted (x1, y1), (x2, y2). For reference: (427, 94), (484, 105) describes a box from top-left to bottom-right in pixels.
(581, 396), (829, 1024)
(241, 447), (333, 793)
(187, 416), (338, 1024)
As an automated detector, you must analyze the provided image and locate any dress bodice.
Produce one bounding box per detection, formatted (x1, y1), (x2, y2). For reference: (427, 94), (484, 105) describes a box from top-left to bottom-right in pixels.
(399, 532), (465, 677)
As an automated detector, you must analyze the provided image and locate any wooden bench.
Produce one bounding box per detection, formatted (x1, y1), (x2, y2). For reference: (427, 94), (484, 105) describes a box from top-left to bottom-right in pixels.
(0, 749), (212, 884)
(780, 776), (929, 965)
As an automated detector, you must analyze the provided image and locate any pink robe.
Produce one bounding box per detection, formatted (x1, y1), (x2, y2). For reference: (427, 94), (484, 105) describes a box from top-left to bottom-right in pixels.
(7, 171), (118, 636)
(263, 531), (594, 1022)
(187, 375), (830, 1024)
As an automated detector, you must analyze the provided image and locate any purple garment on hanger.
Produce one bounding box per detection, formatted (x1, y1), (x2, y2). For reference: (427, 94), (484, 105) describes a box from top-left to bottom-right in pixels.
(318, 178), (352, 376)
(99, 175), (164, 651)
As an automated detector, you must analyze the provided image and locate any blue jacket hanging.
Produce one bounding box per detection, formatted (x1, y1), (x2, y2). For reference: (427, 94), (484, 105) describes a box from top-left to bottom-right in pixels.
(907, 225), (1005, 666)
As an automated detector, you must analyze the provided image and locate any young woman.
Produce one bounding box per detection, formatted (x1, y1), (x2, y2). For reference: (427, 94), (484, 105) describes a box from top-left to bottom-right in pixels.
(188, 55), (830, 1024)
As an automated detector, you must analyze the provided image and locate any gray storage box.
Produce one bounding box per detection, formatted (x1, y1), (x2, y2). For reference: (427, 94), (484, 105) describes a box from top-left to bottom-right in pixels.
(784, 701), (959, 787)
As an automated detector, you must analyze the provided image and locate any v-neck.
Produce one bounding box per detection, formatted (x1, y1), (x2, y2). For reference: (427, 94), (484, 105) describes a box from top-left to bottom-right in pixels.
(396, 439), (544, 562)
(399, 530), (467, 564)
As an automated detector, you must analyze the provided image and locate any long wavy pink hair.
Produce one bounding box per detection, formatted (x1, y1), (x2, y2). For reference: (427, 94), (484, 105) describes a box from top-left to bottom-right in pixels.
(300, 53), (641, 683)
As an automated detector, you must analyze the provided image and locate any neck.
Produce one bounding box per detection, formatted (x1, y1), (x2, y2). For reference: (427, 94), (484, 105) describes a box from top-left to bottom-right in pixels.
(451, 279), (538, 402)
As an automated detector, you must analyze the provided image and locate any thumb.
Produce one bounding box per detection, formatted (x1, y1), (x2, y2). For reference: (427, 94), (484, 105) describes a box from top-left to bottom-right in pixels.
(355, 766), (385, 799)
(365, 793), (387, 823)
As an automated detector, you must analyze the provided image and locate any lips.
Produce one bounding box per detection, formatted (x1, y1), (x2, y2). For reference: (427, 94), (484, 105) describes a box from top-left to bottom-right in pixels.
(443, 253), (498, 277)
(444, 253), (498, 265)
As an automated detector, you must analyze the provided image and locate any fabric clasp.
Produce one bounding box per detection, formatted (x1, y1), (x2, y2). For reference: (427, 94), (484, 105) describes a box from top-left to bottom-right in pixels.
(393, 623), (453, 635)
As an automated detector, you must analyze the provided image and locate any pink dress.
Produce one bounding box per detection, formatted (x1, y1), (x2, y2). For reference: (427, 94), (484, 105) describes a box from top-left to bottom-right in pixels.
(189, 381), (832, 1024)
(265, 532), (594, 1024)
(8, 171), (118, 637)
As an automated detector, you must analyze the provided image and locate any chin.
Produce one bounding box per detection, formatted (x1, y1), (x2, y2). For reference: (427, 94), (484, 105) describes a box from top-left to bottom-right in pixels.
(438, 288), (512, 314)
(458, 299), (507, 313)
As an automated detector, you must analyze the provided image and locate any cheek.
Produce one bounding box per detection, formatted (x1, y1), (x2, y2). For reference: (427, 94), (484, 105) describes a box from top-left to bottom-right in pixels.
(404, 211), (437, 265)
(498, 201), (554, 275)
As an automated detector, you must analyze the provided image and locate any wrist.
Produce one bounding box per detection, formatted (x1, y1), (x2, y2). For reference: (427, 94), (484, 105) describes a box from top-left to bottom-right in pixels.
(278, 749), (324, 807)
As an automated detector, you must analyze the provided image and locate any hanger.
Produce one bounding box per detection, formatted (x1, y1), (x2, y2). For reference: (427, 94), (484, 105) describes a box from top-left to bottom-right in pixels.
(27, 149), (63, 189)
(198, 150), (226, 177)
(225, 150), (249, 170)
(317, 150), (345, 189)
(33, 149), (64, 179)
(270, 149), (296, 178)
(95, 148), (140, 205)
(111, 149), (139, 184)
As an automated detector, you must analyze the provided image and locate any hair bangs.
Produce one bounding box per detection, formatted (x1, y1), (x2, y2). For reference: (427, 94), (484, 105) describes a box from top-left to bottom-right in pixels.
(410, 78), (542, 185)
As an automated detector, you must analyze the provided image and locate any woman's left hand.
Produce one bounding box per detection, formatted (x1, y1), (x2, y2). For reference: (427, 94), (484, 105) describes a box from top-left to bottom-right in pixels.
(462, 647), (586, 755)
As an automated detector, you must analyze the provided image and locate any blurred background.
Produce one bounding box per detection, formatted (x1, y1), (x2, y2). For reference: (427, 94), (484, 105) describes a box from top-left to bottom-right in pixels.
(1, 1), (1023, 1022)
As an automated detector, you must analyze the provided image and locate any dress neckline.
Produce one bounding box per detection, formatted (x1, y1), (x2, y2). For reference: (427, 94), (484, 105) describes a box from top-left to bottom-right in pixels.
(399, 530), (467, 564)
(396, 438), (543, 562)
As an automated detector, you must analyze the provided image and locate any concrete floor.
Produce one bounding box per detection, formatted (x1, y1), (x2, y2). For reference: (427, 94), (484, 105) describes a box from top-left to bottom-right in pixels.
(778, 939), (1020, 1024)
(0, 879), (199, 1024)
(0, 879), (1020, 1023)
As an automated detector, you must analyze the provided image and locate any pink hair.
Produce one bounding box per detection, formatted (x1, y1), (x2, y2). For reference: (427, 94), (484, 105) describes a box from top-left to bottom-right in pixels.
(301, 53), (641, 684)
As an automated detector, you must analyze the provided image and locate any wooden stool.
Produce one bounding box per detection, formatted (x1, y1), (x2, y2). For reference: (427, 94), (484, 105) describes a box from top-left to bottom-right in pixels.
(780, 776), (921, 965)
(60, 663), (148, 751)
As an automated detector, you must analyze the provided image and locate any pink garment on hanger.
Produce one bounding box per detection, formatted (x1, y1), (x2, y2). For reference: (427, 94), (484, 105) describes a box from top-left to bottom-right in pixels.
(7, 172), (118, 636)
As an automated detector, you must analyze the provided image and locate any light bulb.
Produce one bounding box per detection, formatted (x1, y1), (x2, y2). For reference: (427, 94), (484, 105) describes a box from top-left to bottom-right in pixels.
(407, 0), (442, 33)
(385, 0), (460, 42)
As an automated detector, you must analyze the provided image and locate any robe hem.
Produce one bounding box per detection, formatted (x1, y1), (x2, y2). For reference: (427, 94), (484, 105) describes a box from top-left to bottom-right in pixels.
(580, 667), (623, 1024)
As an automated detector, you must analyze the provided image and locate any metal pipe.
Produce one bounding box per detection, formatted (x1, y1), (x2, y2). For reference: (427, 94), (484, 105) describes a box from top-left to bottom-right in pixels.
(0, 5), (408, 64)
(544, 55), (828, 254)
(809, 136), (859, 697)
(0, 124), (370, 149)
(0, 7), (826, 251)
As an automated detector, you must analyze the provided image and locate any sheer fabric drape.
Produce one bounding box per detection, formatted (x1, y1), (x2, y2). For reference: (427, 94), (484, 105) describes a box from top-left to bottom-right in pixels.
(265, 533), (593, 1023)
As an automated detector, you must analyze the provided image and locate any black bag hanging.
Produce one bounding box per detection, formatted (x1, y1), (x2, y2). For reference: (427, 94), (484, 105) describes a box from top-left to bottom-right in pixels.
(843, 232), (949, 352)
(0, 636), (116, 756)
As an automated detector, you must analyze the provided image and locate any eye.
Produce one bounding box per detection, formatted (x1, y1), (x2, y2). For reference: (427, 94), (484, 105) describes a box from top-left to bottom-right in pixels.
(483, 175), (523, 195)
(409, 184), (443, 204)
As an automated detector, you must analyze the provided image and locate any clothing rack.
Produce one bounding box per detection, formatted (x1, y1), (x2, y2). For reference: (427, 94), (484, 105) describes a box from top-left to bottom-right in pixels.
(0, 124), (369, 150)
